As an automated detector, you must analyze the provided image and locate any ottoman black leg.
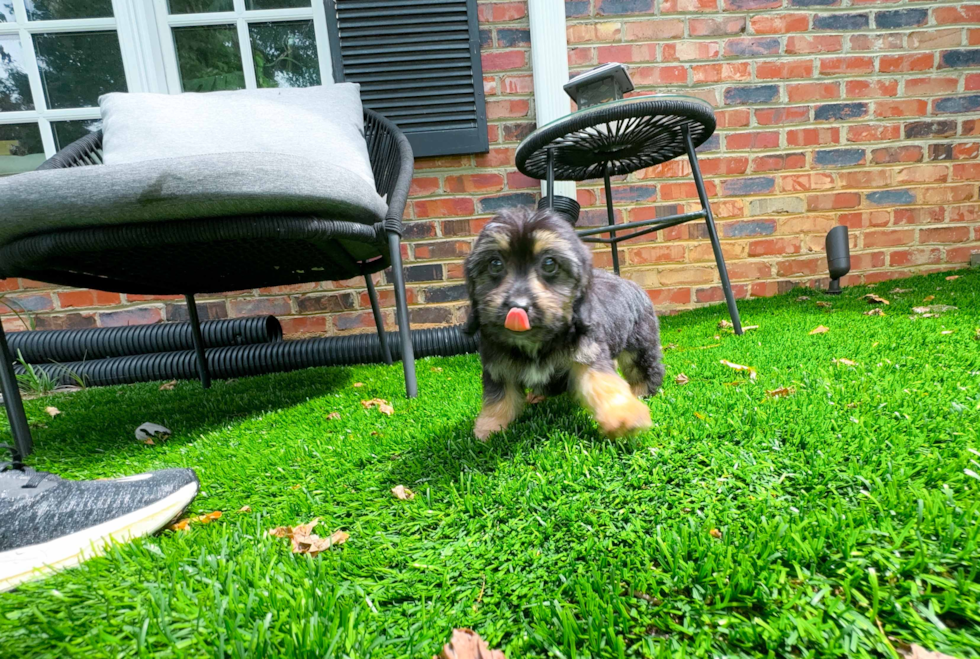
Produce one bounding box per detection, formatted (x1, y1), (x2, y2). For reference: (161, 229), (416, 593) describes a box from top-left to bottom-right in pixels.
(603, 166), (621, 275)
(684, 128), (743, 336)
(0, 321), (33, 460)
(388, 231), (417, 398)
(184, 293), (211, 388)
(363, 268), (393, 366)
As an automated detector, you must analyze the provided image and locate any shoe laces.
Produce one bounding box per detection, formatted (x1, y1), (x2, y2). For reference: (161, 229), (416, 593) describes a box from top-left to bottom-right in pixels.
(0, 444), (50, 489)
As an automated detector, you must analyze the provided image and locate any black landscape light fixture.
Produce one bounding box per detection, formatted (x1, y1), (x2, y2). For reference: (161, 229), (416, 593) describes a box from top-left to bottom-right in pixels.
(825, 225), (850, 295)
(563, 62), (634, 109)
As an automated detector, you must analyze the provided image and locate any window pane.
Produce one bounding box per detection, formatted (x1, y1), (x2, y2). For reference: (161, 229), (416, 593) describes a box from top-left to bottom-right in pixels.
(168, 0), (233, 14)
(34, 31), (127, 109)
(25, 0), (113, 20)
(173, 25), (244, 92)
(0, 2), (15, 22)
(250, 21), (320, 89)
(246, 0), (309, 8)
(0, 35), (34, 111)
(0, 123), (45, 176)
(52, 118), (100, 150)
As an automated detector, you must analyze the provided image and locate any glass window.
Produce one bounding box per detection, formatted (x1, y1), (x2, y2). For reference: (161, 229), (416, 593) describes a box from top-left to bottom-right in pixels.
(52, 119), (101, 150)
(34, 31), (127, 109)
(25, 0), (114, 21)
(246, 0), (309, 8)
(0, 2), (15, 22)
(0, 35), (34, 111)
(173, 24), (245, 92)
(0, 123), (45, 176)
(250, 20), (319, 89)
(167, 0), (234, 14)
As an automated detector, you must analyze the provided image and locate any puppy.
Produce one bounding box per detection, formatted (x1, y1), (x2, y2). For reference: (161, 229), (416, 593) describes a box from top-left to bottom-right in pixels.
(464, 207), (664, 440)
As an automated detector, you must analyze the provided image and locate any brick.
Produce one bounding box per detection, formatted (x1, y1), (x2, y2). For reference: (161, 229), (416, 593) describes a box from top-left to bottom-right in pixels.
(908, 29), (962, 50)
(727, 261), (773, 281)
(920, 227), (972, 243)
(661, 42), (720, 61)
(846, 124), (899, 142)
(444, 173), (505, 193)
(871, 146), (922, 164)
(845, 79), (898, 99)
(786, 126), (839, 146)
(400, 264), (443, 283)
(624, 19), (684, 40)
(414, 241), (471, 260)
(755, 60), (813, 79)
(659, 267), (717, 286)
(723, 220), (776, 237)
(934, 94), (980, 115)
(813, 149), (865, 168)
(896, 165), (948, 184)
(481, 50), (526, 72)
(660, 0), (717, 10)
(279, 316), (328, 336)
(721, 176), (776, 196)
(7, 293), (53, 312)
(906, 77), (959, 96)
(502, 122), (535, 142)
(506, 171), (539, 190)
(807, 192), (861, 210)
(947, 246), (980, 262)
(726, 130), (780, 150)
(723, 37), (780, 57)
(34, 313), (97, 330)
(813, 13), (869, 31)
(688, 16), (746, 36)
(423, 284), (468, 304)
(491, 2), (527, 21)
(414, 197), (476, 219)
(603, 184), (658, 203)
(848, 33), (903, 52)
(789, 0), (839, 5)
(904, 120), (957, 139)
(755, 106), (810, 125)
(787, 82), (839, 102)
(940, 50), (980, 69)
(627, 245), (686, 264)
(724, 0), (779, 8)
(565, 0), (590, 17)
(748, 238), (801, 256)
(696, 155), (748, 176)
(814, 102), (867, 122)
(716, 108), (751, 128)
(889, 248), (942, 267)
(750, 13), (810, 34)
(502, 75), (534, 94)
(296, 292), (356, 314)
(879, 53), (935, 73)
(696, 284), (749, 303)
(723, 85), (778, 106)
(486, 99), (530, 119)
(752, 153), (806, 172)
(876, 100), (928, 118)
(478, 192), (536, 213)
(777, 214), (837, 233)
(333, 311), (376, 332)
(99, 306), (164, 327)
(838, 211), (890, 229)
(646, 288), (692, 306)
(839, 169), (890, 188)
(866, 189), (915, 206)
(874, 8), (927, 28)
(58, 290), (121, 308)
(567, 47), (594, 66)
(692, 62), (751, 83)
(864, 229), (914, 248)
(967, 74), (980, 91)
(777, 257), (824, 277)
(787, 35), (842, 54)
(496, 28), (530, 47)
(748, 197), (805, 216)
(410, 177), (440, 196)
(819, 56), (874, 75)
(953, 162), (980, 180)
(631, 65), (688, 85)
(894, 207), (945, 225)
(475, 147), (516, 168)
(933, 6), (980, 24)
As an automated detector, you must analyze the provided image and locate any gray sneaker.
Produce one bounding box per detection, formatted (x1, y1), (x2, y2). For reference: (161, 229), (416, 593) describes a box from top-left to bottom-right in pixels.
(0, 452), (199, 591)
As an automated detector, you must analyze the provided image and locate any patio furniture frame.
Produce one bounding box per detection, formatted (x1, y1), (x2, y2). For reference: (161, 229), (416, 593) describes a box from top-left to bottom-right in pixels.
(0, 109), (416, 461)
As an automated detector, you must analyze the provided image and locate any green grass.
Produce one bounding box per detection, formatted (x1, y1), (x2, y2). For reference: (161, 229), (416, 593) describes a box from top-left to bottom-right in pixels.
(2, 269), (979, 658)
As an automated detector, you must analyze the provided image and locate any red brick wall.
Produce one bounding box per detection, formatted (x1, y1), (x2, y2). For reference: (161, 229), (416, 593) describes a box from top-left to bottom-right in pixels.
(2, 1), (979, 335)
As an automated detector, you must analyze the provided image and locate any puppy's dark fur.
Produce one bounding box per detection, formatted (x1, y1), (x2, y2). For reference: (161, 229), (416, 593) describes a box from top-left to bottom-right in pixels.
(464, 207), (664, 439)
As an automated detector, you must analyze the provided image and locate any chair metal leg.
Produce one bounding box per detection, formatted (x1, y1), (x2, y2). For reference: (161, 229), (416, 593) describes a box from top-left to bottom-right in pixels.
(0, 321), (33, 460)
(684, 128), (743, 336)
(184, 293), (211, 388)
(363, 268), (393, 366)
(603, 165), (621, 276)
(387, 231), (417, 398)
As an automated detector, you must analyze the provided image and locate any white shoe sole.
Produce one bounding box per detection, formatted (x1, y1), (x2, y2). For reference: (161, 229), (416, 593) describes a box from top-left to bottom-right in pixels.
(0, 480), (199, 592)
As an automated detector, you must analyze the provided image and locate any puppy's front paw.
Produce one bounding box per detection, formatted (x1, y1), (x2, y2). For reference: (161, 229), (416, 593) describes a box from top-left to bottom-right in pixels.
(474, 414), (509, 441)
(630, 382), (649, 398)
(526, 391), (547, 405)
(595, 394), (652, 438)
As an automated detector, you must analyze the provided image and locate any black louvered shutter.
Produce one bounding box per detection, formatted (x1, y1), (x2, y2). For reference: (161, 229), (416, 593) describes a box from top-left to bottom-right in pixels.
(325, 0), (489, 158)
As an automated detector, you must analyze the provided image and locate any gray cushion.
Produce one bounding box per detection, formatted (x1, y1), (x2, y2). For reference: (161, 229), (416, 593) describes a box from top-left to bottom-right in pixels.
(99, 84), (376, 189)
(0, 152), (388, 247)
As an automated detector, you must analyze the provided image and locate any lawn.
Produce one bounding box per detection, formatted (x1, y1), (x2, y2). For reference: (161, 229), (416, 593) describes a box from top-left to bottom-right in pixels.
(1, 269), (979, 658)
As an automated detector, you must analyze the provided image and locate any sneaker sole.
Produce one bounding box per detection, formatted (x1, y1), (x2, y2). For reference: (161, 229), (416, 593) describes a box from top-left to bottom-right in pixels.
(0, 480), (199, 592)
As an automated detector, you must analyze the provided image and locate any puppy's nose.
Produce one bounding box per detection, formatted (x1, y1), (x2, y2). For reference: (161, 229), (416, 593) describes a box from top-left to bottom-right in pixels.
(506, 296), (530, 311)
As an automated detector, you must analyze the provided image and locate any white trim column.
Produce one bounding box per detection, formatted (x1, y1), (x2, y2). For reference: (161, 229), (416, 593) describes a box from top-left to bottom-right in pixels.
(527, 0), (575, 200)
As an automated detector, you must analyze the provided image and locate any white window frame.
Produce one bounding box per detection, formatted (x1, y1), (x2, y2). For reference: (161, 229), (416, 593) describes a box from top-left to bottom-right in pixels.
(0, 0), (333, 159)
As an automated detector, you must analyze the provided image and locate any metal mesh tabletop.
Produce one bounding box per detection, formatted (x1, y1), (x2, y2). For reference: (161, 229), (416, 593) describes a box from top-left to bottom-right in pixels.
(515, 95), (716, 182)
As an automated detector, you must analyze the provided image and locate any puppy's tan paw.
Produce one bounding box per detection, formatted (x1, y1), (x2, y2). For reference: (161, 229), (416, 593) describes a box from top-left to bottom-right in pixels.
(630, 382), (649, 398)
(474, 415), (509, 441)
(526, 392), (547, 405)
(595, 395), (652, 438)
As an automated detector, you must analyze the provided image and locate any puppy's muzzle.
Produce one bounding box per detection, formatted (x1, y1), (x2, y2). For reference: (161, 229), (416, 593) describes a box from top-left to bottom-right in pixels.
(504, 307), (531, 332)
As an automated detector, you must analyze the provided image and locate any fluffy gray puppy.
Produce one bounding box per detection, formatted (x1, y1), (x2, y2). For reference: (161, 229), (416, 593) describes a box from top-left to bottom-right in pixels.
(464, 206), (664, 440)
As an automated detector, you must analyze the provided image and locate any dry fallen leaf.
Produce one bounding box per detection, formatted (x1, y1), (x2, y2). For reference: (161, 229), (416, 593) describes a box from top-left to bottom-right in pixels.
(361, 398), (394, 416)
(269, 518), (349, 556)
(897, 643), (960, 659)
(664, 342), (679, 351)
(766, 387), (795, 398)
(430, 367), (444, 372)
(913, 305), (957, 315)
(720, 359), (757, 380)
(290, 484), (302, 490)
(675, 373), (690, 385)
(168, 510), (222, 532)
(945, 275), (959, 281)
(159, 380), (176, 391)
(238, 505), (252, 513)
(809, 325), (829, 335)
(353, 382), (365, 388)
(816, 301), (832, 309)
(44, 406), (61, 417)
(694, 412), (707, 420)
(834, 358), (858, 366)
(326, 412), (341, 421)
(922, 295), (935, 303)
(795, 296), (810, 302)
(742, 325), (760, 331)
(392, 485), (415, 500)
(135, 422), (171, 446)
(864, 293), (890, 305)
(718, 320), (733, 329)
(890, 287), (912, 294)
(709, 528), (723, 539)
(864, 308), (885, 316)
(436, 629), (506, 659)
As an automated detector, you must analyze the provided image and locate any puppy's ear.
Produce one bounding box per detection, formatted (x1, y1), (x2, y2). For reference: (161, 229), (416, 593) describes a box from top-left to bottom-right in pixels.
(462, 253), (481, 336)
(571, 293), (592, 338)
(463, 305), (480, 336)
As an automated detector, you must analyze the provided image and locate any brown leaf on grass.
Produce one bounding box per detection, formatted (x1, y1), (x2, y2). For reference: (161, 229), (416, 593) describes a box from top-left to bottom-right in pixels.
(326, 412), (341, 421)
(896, 644), (960, 659)
(709, 528), (722, 539)
(742, 325), (760, 331)
(269, 518), (349, 556)
(361, 398), (394, 416)
(809, 325), (829, 335)
(890, 287), (912, 294)
(718, 320), (733, 329)
(675, 373), (689, 385)
(44, 406), (61, 417)
(795, 296), (810, 302)
(922, 295), (935, 303)
(864, 308), (886, 316)
(238, 506), (252, 513)
(392, 485), (415, 500)
(436, 628), (506, 659)
(720, 359), (757, 380)
(833, 358), (858, 367)
(159, 380), (177, 391)
(945, 275), (960, 281)
(816, 301), (832, 308)
(863, 293), (890, 305)
(353, 382), (365, 388)
(168, 510), (222, 532)
(766, 387), (795, 398)
(664, 343), (679, 351)
(974, 328), (980, 341)
(430, 367), (444, 372)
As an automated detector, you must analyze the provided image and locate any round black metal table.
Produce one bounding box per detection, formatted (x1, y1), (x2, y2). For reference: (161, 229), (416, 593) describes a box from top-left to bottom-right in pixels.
(515, 95), (742, 334)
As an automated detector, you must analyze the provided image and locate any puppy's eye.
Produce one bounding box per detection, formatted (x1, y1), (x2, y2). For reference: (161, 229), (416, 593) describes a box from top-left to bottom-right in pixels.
(541, 257), (559, 275)
(488, 257), (504, 275)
